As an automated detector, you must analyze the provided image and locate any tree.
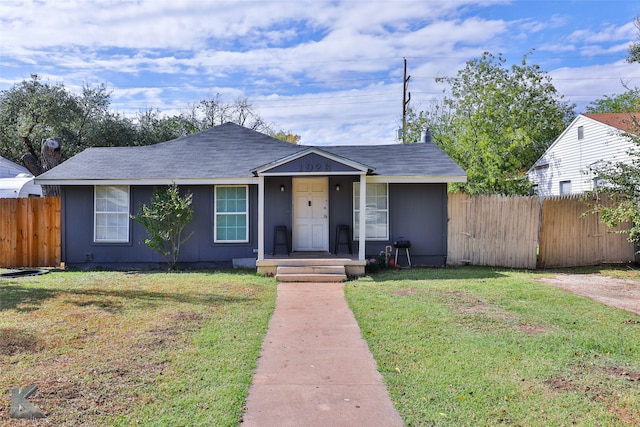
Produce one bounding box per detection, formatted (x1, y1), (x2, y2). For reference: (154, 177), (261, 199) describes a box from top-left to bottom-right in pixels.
(586, 88), (640, 113)
(273, 130), (301, 144)
(178, 93), (275, 135)
(0, 74), (79, 164)
(628, 16), (640, 64)
(1, 76), (284, 169)
(131, 183), (194, 270)
(406, 52), (575, 194)
(0, 75), (129, 167)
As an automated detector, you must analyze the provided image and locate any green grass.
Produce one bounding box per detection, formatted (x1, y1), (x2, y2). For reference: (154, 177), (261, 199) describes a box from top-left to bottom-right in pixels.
(346, 267), (640, 427)
(2, 266), (639, 426)
(0, 270), (276, 426)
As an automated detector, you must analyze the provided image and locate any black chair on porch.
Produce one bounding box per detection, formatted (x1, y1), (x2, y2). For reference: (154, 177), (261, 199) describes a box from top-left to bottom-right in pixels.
(273, 225), (291, 255)
(335, 224), (353, 255)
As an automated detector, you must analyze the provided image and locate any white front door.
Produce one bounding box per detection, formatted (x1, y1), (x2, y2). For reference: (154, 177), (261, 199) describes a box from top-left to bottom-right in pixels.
(293, 177), (329, 251)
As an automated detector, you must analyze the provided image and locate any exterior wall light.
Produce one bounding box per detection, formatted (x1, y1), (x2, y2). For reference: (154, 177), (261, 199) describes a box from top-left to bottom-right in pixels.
(335, 184), (341, 191)
(280, 184), (285, 192)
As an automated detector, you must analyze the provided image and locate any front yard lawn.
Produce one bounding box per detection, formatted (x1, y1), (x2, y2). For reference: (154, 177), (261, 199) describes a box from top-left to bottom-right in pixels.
(346, 267), (640, 426)
(2, 267), (639, 426)
(0, 270), (276, 426)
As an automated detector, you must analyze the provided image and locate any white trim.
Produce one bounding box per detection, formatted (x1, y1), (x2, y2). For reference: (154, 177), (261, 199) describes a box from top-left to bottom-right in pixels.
(253, 147), (373, 175)
(258, 171), (363, 177)
(214, 184), (249, 243)
(37, 175), (466, 187)
(94, 185), (130, 243)
(358, 174), (366, 261)
(366, 175), (467, 183)
(257, 176), (265, 261)
(353, 182), (389, 242)
(35, 177), (260, 186)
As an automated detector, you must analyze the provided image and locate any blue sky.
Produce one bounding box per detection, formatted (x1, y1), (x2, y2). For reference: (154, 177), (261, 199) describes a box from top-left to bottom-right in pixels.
(1, 0), (638, 145)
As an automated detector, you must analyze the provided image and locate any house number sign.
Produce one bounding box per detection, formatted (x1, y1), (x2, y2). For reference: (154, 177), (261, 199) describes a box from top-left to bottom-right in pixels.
(298, 162), (332, 172)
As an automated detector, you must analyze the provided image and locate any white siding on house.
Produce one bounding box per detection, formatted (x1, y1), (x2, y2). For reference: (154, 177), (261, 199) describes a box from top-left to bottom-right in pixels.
(528, 115), (636, 197)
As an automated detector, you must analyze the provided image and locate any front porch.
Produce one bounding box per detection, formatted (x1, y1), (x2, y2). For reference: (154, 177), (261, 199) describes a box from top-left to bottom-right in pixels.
(257, 253), (366, 280)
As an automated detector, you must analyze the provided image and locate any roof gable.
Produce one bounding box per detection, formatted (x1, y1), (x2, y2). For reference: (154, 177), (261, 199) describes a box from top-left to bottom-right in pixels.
(529, 113), (638, 172)
(253, 147), (372, 175)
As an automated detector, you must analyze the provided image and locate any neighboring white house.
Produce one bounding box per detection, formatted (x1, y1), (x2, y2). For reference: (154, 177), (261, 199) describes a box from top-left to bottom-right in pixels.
(528, 113), (639, 197)
(0, 156), (43, 198)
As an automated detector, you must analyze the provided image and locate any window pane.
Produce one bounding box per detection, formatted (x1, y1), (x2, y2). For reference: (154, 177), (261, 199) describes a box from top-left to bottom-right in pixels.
(95, 186), (129, 242)
(215, 186), (248, 242)
(353, 183), (388, 240)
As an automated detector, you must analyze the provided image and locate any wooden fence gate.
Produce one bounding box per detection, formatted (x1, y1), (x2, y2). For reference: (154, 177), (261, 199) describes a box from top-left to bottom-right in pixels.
(0, 197), (61, 268)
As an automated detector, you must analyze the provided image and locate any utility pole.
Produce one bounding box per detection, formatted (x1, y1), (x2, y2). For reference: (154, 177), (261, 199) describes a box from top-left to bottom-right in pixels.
(402, 57), (411, 144)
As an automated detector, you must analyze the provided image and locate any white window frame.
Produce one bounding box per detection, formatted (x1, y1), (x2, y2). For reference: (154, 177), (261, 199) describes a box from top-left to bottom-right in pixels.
(353, 182), (389, 241)
(214, 185), (249, 243)
(94, 185), (130, 243)
(560, 180), (572, 195)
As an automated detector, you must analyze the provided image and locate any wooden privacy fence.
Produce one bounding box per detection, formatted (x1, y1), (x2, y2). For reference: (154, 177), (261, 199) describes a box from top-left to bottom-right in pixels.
(448, 193), (636, 269)
(0, 197), (60, 268)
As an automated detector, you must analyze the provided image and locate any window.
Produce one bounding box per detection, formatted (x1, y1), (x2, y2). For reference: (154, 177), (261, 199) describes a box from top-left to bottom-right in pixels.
(560, 180), (572, 195)
(94, 185), (130, 242)
(215, 185), (248, 242)
(578, 126), (584, 140)
(593, 177), (607, 189)
(353, 182), (388, 240)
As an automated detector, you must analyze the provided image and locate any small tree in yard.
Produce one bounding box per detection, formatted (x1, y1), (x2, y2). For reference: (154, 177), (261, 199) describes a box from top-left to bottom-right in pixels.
(132, 183), (194, 270)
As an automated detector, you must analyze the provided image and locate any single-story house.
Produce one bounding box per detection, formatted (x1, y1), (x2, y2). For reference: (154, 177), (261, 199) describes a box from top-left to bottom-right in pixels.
(0, 155), (43, 198)
(35, 123), (466, 274)
(528, 113), (639, 197)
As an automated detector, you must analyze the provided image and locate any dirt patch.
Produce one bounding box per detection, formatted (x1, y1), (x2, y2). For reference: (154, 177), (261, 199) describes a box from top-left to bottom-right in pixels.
(0, 327), (44, 355)
(544, 364), (640, 426)
(538, 274), (640, 316)
(389, 288), (421, 297)
(444, 290), (550, 335)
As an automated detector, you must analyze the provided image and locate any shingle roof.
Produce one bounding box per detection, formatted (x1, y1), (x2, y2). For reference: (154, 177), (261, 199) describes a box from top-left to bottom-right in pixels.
(37, 122), (466, 183)
(584, 113), (640, 134)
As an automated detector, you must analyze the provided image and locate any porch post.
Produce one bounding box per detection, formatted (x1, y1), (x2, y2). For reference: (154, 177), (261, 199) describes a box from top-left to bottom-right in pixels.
(257, 174), (265, 261)
(358, 173), (366, 260)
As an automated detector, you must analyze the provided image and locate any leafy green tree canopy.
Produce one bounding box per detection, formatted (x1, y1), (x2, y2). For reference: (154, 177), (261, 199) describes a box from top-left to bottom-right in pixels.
(586, 88), (640, 113)
(1, 76), (285, 166)
(406, 51), (575, 195)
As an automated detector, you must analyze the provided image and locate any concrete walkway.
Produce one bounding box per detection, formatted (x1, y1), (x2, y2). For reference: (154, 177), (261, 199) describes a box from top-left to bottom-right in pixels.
(240, 282), (404, 427)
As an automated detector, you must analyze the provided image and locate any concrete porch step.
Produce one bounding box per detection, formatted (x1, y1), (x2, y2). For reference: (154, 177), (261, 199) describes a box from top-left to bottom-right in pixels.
(275, 265), (347, 282)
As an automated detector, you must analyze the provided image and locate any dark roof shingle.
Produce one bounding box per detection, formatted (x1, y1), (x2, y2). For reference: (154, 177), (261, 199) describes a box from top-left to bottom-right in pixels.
(37, 122), (466, 182)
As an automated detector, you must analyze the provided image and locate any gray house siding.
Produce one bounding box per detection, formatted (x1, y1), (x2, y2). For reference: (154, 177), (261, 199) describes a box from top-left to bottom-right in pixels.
(62, 184), (259, 269)
(265, 152), (363, 174)
(390, 183), (447, 266)
(264, 177), (293, 255)
(329, 176), (358, 255)
(356, 183), (448, 266)
(61, 181), (448, 268)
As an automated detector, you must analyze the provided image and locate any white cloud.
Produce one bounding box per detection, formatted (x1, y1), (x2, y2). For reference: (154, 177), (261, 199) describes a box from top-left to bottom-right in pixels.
(1, 0), (638, 145)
